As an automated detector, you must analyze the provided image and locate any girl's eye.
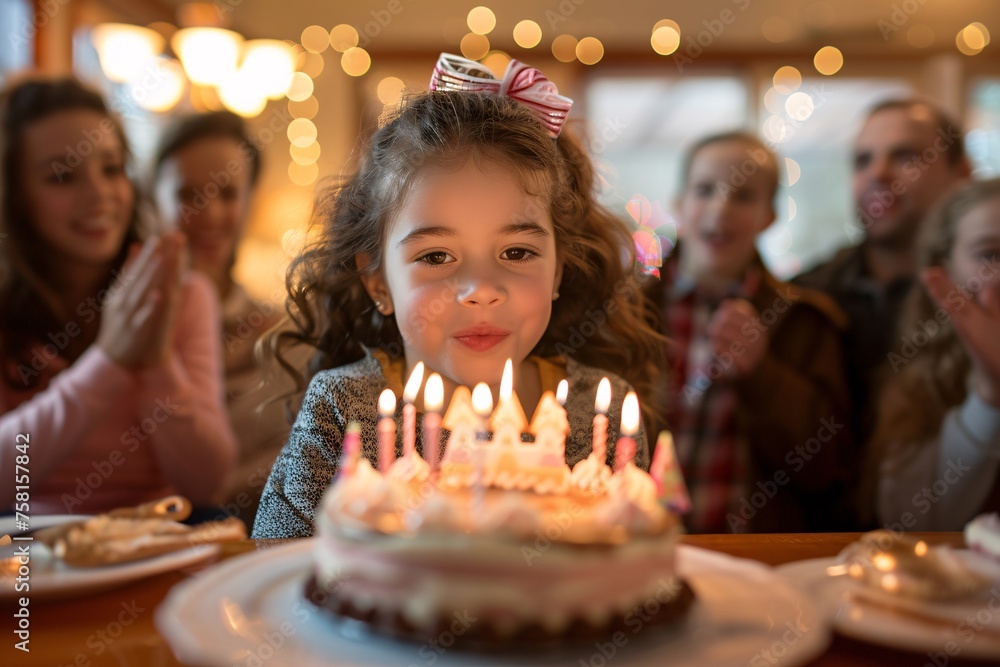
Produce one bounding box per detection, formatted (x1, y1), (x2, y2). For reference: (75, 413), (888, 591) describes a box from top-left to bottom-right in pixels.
(500, 247), (537, 263)
(417, 251), (455, 266)
(103, 162), (125, 177)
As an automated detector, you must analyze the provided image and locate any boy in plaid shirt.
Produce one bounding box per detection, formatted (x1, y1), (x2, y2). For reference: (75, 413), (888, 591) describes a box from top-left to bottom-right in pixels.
(647, 132), (855, 533)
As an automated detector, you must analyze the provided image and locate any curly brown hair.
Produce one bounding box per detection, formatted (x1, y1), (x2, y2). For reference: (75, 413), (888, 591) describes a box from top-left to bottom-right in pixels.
(266, 90), (667, 434)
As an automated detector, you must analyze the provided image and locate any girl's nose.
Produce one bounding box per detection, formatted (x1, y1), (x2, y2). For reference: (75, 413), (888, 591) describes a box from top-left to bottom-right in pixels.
(455, 267), (507, 307)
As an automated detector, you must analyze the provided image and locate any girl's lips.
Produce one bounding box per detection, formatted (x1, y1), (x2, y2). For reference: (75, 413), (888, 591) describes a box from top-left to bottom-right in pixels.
(453, 327), (510, 352)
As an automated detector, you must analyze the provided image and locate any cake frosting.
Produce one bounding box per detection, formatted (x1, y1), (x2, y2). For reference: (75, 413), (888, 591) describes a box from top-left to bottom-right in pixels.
(965, 513), (1000, 559)
(311, 388), (690, 644)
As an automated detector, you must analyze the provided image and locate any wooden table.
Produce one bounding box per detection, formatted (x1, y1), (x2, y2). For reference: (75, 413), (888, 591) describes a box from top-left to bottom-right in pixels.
(1, 532), (985, 666)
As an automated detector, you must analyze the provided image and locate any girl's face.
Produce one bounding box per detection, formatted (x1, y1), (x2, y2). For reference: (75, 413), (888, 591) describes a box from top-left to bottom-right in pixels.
(22, 110), (133, 270)
(947, 196), (1000, 305)
(678, 139), (775, 284)
(154, 136), (253, 273)
(366, 159), (561, 389)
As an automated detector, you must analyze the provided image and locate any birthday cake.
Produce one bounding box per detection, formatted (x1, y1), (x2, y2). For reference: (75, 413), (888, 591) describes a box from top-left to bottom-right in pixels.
(309, 370), (692, 646)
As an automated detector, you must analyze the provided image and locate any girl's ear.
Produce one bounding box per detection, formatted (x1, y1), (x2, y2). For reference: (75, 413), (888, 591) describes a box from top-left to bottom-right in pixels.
(356, 252), (394, 315)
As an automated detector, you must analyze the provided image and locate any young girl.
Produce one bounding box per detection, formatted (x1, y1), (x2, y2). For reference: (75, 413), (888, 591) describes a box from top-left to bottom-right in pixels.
(253, 56), (666, 539)
(152, 111), (299, 525)
(0, 78), (237, 514)
(645, 131), (854, 534)
(872, 178), (1000, 530)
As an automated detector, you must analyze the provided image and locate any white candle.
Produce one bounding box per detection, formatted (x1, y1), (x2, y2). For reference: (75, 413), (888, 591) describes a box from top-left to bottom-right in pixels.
(471, 382), (493, 509)
(378, 388), (396, 473)
(402, 362), (425, 457)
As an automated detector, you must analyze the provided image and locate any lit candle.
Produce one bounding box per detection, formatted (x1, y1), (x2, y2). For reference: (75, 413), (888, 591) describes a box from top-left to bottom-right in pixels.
(340, 422), (362, 477)
(592, 377), (611, 464)
(650, 431), (691, 513)
(402, 362), (425, 457)
(378, 388), (396, 473)
(423, 373), (444, 471)
(491, 359), (528, 447)
(556, 379), (568, 407)
(614, 391), (639, 473)
(471, 382), (493, 508)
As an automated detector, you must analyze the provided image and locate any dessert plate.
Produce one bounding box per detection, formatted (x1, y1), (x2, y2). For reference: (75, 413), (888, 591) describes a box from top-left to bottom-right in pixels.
(0, 515), (219, 600)
(777, 551), (1000, 660)
(157, 541), (830, 667)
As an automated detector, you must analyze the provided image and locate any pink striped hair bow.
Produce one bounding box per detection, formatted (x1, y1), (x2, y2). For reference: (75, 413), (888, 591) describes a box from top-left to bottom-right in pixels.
(428, 53), (573, 138)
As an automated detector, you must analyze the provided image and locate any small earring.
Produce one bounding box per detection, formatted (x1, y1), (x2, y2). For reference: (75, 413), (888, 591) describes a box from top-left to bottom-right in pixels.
(374, 300), (383, 312)
(552, 291), (560, 299)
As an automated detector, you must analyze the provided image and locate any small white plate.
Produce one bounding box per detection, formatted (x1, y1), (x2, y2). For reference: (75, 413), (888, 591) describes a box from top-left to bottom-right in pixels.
(778, 552), (1000, 660)
(157, 541), (830, 667)
(0, 515), (219, 600)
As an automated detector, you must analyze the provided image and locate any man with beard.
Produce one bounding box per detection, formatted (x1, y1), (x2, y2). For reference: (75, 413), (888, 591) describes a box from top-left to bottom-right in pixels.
(796, 99), (971, 448)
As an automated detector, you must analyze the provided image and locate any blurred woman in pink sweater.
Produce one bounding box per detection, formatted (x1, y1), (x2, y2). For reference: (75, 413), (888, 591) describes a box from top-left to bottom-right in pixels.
(0, 77), (237, 515)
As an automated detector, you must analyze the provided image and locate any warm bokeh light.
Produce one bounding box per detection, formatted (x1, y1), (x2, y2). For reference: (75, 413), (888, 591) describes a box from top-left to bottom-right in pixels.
(772, 65), (802, 94)
(281, 228), (307, 256)
(785, 91), (814, 120)
(763, 87), (784, 114)
(551, 34), (578, 62)
(329, 24), (359, 52)
(653, 19), (681, 33)
(91, 23), (164, 83)
(467, 6), (496, 35)
(482, 50), (511, 77)
(787, 196), (798, 222)
(172, 27), (241, 86)
(300, 51), (325, 78)
(763, 114), (791, 143)
(286, 72), (314, 102)
(341, 47), (371, 76)
(287, 118), (317, 148)
(762, 16), (791, 43)
(241, 40), (297, 99)
(290, 141), (321, 165)
(784, 158), (801, 186)
(460, 32), (490, 60)
(377, 76), (406, 105)
(288, 95), (318, 119)
(813, 45), (843, 75)
(651, 26), (681, 55)
(300, 25), (330, 53)
(957, 22), (990, 55)
(576, 36), (604, 65)
(288, 161), (319, 187)
(219, 68), (267, 117)
(513, 20), (542, 48)
(907, 24), (935, 48)
(129, 57), (185, 112)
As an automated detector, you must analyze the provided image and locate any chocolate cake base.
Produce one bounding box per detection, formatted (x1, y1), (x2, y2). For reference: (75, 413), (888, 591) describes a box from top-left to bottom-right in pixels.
(303, 574), (696, 650)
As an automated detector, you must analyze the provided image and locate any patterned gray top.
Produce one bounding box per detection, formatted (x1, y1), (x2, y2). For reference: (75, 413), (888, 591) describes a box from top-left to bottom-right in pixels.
(252, 351), (648, 538)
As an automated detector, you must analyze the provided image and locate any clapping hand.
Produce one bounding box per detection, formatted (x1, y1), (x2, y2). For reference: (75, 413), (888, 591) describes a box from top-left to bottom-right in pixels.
(706, 298), (768, 379)
(97, 233), (186, 369)
(923, 266), (1000, 407)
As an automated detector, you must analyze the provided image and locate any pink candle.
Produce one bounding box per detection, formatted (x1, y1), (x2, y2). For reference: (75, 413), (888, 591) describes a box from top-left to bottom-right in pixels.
(341, 422), (362, 476)
(402, 362), (425, 457)
(593, 377), (611, 463)
(614, 392), (640, 473)
(378, 389), (396, 473)
(423, 373), (444, 471)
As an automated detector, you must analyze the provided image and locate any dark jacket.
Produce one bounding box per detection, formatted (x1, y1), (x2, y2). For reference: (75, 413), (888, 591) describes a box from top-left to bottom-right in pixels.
(647, 250), (856, 532)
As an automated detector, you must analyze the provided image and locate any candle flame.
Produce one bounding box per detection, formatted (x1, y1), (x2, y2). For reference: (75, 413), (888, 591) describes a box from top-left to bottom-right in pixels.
(425, 373), (444, 412)
(472, 382), (493, 417)
(378, 388), (396, 416)
(403, 361), (425, 403)
(595, 377), (611, 413)
(872, 553), (896, 572)
(556, 379), (568, 406)
(500, 358), (513, 401)
(914, 541), (928, 557)
(620, 391), (639, 436)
